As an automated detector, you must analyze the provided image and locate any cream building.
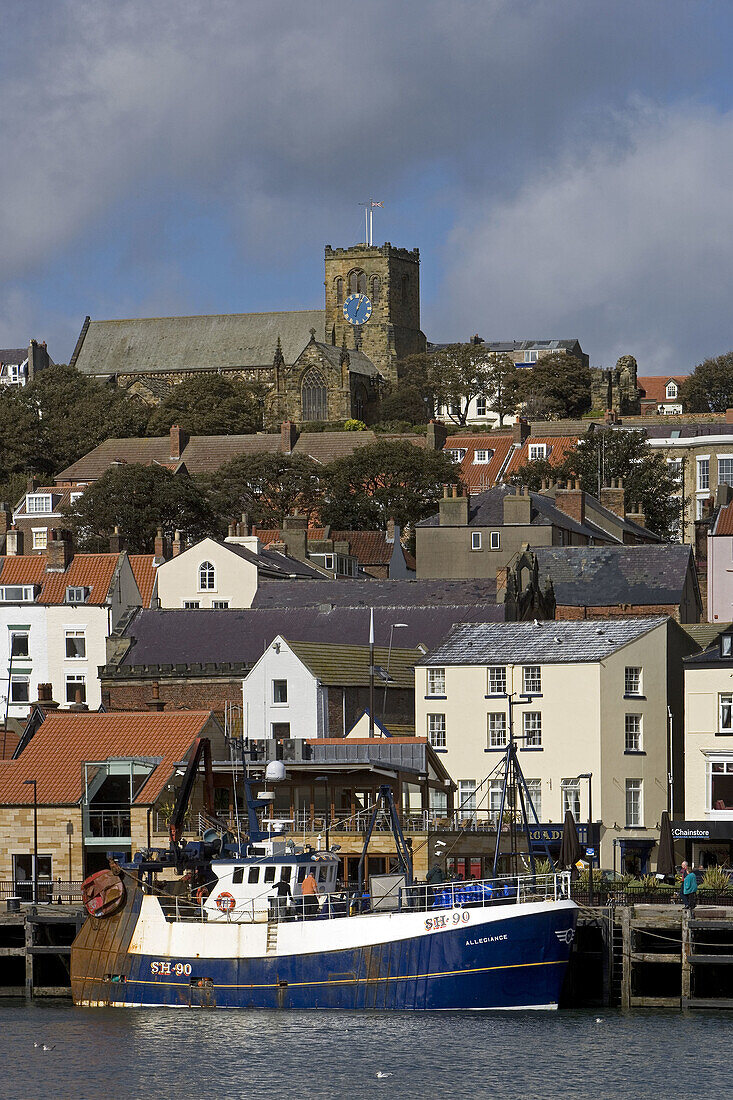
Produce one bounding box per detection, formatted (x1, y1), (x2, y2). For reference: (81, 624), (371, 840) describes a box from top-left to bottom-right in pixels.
(154, 536), (325, 610)
(416, 617), (681, 873)
(681, 631), (733, 866)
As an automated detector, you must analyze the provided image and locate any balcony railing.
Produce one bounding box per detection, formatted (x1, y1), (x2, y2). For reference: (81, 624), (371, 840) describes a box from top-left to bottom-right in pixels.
(85, 808), (132, 838)
(0, 879), (83, 903)
(258, 808), (500, 834)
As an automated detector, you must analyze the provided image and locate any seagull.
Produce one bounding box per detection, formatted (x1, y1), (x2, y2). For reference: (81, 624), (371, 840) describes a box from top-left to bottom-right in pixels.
(376, 1072), (393, 1079)
(33, 1042), (40, 1048)
(595, 1018), (602, 1024)
(42, 1044), (56, 1051)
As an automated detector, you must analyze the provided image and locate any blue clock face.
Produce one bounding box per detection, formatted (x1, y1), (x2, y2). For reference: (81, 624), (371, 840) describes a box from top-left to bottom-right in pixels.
(343, 293), (373, 326)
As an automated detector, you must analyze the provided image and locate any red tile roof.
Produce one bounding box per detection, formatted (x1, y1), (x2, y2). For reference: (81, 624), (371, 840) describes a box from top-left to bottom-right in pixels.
(253, 527), (398, 567)
(0, 553), (122, 605)
(638, 376), (686, 404)
(0, 710), (215, 805)
(715, 502), (733, 536)
(504, 436), (579, 478)
(442, 434), (516, 492)
(130, 555), (157, 607)
(13, 484), (86, 517)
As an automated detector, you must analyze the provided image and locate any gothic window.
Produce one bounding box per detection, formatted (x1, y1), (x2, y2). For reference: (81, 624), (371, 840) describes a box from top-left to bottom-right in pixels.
(401, 274), (409, 305)
(335, 277), (344, 305)
(301, 368), (328, 421)
(370, 275), (381, 304)
(349, 269), (367, 295)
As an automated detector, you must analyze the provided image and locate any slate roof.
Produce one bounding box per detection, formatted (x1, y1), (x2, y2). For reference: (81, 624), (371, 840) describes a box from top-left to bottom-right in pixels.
(284, 640), (420, 688)
(251, 577), (498, 608)
(221, 540), (326, 579)
(70, 310), (326, 376)
(0, 348), (28, 364)
(0, 710), (215, 805)
(416, 486), (602, 540)
(639, 423), (733, 440)
(534, 545), (695, 607)
(0, 553), (123, 605)
(307, 738), (449, 781)
(312, 342), (379, 378)
(680, 622), (732, 651)
(421, 617), (668, 666)
(114, 604), (504, 670)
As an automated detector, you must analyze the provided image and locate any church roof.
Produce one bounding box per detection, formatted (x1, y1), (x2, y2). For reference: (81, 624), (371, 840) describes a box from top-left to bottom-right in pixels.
(311, 342), (380, 378)
(70, 310), (326, 377)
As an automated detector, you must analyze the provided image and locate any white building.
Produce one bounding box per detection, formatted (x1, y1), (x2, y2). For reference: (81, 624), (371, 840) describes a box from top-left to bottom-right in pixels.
(0, 538), (152, 718)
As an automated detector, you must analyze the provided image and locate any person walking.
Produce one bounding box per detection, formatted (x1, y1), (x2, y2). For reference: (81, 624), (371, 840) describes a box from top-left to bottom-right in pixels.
(681, 861), (698, 911)
(301, 867), (320, 919)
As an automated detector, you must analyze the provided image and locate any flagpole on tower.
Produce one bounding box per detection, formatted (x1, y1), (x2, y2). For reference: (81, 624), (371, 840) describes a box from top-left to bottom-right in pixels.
(369, 200), (373, 246)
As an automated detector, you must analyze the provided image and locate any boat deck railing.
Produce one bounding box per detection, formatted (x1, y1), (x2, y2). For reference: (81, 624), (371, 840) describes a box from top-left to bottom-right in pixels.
(154, 871), (572, 925)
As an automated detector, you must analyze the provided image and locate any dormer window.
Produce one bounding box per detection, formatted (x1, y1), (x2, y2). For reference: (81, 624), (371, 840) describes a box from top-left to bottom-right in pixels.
(447, 448), (467, 462)
(65, 586), (89, 604)
(524, 350), (539, 363)
(666, 381), (678, 399)
(26, 493), (52, 514)
(721, 632), (733, 658)
(528, 443), (547, 461)
(474, 450), (492, 464)
(0, 585), (38, 602)
(198, 561), (215, 591)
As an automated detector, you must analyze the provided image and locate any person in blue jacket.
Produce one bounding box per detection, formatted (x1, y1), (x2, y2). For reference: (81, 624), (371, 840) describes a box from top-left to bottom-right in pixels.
(681, 861), (698, 910)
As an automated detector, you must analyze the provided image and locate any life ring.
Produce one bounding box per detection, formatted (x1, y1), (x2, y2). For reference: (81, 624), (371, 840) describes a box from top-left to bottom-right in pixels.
(195, 886), (208, 905)
(215, 892), (236, 913)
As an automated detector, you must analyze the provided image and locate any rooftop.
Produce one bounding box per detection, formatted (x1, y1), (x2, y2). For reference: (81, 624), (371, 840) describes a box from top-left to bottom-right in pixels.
(0, 710), (217, 805)
(251, 577), (498, 609)
(0, 552), (123, 605)
(534, 545), (695, 607)
(420, 617), (668, 666)
(283, 640), (421, 688)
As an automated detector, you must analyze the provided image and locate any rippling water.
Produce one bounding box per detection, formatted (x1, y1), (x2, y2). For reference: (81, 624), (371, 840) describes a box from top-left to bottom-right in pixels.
(1, 1002), (730, 1100)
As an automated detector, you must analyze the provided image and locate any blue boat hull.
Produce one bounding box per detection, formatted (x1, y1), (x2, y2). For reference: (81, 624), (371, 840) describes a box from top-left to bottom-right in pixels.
(78, 903), (577, 1011)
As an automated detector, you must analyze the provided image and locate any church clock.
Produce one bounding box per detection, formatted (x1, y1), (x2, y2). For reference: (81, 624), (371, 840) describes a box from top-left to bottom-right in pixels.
(343, 293), (372, 326)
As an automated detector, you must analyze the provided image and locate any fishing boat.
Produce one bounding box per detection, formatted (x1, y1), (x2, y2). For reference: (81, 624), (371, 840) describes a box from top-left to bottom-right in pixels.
(70, 738), (577, 1011)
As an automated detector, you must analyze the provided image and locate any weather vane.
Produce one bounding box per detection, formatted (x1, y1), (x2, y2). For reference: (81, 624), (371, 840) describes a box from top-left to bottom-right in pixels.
(358, 199), (384, 245)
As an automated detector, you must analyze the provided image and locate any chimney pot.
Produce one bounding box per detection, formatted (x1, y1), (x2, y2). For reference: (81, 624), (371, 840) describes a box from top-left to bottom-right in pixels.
(169, 424), (189, 461)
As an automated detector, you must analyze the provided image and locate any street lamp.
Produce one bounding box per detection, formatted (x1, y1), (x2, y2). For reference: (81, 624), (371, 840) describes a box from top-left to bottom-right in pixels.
(23, 779), (38, 905)
(577, 773), (594, 905)
(381, 623), (408, 726)
(315, 774), (331, 850)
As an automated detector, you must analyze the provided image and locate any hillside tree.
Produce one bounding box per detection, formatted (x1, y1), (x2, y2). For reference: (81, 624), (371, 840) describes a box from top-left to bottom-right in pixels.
(679, 352), (733, 412)
(146, 375), (264, 436)
(516, 353), (591, 419)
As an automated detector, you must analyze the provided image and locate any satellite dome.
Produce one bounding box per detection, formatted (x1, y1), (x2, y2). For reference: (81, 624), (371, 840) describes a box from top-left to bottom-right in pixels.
(265, 760), (287, 783)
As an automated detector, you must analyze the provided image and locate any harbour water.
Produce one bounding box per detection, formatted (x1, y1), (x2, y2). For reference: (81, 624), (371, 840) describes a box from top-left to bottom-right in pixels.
(0, 1003), (730, 1100)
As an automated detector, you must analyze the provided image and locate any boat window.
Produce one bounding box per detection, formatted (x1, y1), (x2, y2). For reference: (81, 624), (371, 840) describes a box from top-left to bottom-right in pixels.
(248, 867), (260, 884)
(264, 866), (276, 883)
(232, 867), (244, 884)
(280, 866), (292, 882)
(297, 866), (308, 883)
(318, 866), (328, 884)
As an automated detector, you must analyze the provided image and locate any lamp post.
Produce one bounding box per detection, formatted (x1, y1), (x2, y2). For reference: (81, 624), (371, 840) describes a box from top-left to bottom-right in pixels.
(577, 773), (593, 905)
(24, 779), (38, 905)
(381, 623), (408, 726)
(315, 774), (331, 850)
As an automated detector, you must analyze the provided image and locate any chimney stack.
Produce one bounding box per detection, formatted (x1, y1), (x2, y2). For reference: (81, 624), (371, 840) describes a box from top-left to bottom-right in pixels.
(281, 421), (299, 454)
(426, 420), (448, 452)
(282, 511), (308, 560)
(513, 417), (530, 444)
(46, 529), (72, 572)
(5, 526), (23, 556)
(438, 486), (469, 526)
(0, 502), (11, 541)
(172, 530), (182, 557)
(154, 527), (171, 562)
(109, 525), (125, 553)
(169, 424), (189, 461)
(554, 480), (586, 526)
(147, 681), (165, 712)
(34, 683), (59, 710)
(600, 478), (626, 518)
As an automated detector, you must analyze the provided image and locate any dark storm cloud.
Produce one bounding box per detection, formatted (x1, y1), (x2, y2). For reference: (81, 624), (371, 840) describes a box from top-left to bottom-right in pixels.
(0, 1), (730, 370)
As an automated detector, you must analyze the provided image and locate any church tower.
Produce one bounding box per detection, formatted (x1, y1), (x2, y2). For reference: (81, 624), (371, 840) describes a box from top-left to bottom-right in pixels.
(324, 243), (426, 384)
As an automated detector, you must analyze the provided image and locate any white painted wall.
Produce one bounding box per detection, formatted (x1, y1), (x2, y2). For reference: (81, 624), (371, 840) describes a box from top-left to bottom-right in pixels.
(243, 638), (323, 740)
(46, 605), (110, 710)
(156, 538), (259, 609)
(0, 604), (49, 720)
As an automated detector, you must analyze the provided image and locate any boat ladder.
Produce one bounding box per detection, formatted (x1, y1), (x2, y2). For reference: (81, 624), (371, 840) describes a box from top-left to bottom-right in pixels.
(266, 920), (279, 954)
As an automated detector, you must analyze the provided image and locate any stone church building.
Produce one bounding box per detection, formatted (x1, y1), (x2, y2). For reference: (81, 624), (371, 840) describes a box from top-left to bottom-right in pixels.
(69, 242), (426, 428)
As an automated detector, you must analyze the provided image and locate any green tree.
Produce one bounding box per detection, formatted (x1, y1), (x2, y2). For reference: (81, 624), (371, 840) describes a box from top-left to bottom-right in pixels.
(62, 464), (215, 552)
(146, 375), (264, 436)
(377, 353), (434, 426)
(516, 353), (591, 419)
(679, 352), (733, 412)
(426, 344), (511, 426)
(508, 456), (558, 492)
(202, 452), (325, 529)
(0, 387), (44, 482)
(482, 353), (520, 425)
(319, 440), (460, 529)
(15, 364), (149, 476)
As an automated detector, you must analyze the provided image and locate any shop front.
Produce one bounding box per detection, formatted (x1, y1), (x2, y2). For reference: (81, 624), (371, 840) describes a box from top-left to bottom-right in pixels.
(672, 821), (733, 868)
(528, 822), (600, 866)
